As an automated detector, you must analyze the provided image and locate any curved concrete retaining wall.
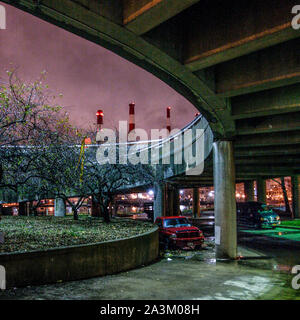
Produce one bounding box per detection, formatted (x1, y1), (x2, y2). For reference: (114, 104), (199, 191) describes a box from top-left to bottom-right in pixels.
(0, 227), (159, 288)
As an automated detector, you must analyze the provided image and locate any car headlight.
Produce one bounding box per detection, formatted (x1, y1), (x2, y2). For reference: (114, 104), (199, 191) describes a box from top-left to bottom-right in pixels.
(169, 234), (177, 239)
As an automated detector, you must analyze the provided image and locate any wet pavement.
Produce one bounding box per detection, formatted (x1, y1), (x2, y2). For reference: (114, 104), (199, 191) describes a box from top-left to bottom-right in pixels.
(0, 237), (299, 300)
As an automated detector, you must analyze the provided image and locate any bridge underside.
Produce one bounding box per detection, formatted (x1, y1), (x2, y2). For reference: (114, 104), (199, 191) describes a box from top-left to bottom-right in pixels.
(4, 0), (300, 259)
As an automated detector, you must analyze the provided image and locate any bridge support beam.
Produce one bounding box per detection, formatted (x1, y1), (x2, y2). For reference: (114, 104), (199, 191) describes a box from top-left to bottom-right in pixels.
(154, 182), (166, 222)
(257, 178), (266, 203)
(54, 198), (66, 217)
(292, 176), (300, 219)
(244, 180), (255, 202)
(193, 188), (200, 218)
(213, 140), (237, 260)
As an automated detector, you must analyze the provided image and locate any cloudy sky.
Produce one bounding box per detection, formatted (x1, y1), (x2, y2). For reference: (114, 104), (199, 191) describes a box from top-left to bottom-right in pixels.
(0, 2), (197, 132)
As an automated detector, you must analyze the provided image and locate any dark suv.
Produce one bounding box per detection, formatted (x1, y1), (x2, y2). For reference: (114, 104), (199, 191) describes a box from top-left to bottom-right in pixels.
(237, 201), (281, 229)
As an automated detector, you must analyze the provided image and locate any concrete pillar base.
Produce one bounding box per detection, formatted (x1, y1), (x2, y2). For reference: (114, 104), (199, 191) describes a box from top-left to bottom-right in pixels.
(54, 198), (66, 217)
(257, 178), (266, 203)
(165, 184), (180, 216)
(154, 182), (165, 222)
(173, 188), (180, 216)
(193, 188), (200, 218)
(18, 202), (29, 216)
(244, 181), (254, 202)
(213, 140), (237, 260)
(91, 196), (102, 217)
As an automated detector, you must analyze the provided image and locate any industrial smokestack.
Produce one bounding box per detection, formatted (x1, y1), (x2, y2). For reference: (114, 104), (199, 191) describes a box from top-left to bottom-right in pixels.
(128, 102), (135, 134)
(166, 106), (171, 132)
(96, 109), (103, 131)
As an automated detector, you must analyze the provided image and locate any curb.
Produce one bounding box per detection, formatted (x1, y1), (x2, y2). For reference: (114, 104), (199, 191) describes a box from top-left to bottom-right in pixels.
(0, 226), (159, 288)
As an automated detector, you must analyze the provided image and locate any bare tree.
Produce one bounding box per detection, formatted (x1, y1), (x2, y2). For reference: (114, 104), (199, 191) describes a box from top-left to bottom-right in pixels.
(0, 70), (75, 187)
(38, 143), (89, 220)
(0, 71), (85, 218)
(0, 70), (68, 147)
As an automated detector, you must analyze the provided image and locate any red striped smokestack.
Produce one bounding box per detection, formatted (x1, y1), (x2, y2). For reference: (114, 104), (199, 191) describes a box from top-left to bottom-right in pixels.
(166, 106), (171, 132)
(128, 102), (135, 134)
(96, 109), (104, 131)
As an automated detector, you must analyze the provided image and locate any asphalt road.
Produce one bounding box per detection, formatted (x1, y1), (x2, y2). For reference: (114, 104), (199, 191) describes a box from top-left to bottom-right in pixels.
(238, 227), (300, 269)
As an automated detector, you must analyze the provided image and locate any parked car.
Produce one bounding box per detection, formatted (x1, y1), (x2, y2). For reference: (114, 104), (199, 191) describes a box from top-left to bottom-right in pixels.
(237, 201), (281, 229)
(155, 216), (205, 250)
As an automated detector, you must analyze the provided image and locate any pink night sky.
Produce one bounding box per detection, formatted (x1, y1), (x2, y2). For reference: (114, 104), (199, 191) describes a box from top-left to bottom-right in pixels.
(0, 2), (197, 131)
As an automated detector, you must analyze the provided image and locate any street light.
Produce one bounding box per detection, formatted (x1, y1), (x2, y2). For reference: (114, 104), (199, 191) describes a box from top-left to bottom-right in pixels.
(148, 190), (154, 196)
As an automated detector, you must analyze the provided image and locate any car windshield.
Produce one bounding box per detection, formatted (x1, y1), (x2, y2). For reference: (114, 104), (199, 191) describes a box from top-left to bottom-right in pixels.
(164, 218), (191, 228)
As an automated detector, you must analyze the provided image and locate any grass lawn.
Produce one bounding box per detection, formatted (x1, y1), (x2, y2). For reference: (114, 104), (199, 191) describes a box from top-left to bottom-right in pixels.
(280, 219), (300, 228)
(0, 216), (154, 253)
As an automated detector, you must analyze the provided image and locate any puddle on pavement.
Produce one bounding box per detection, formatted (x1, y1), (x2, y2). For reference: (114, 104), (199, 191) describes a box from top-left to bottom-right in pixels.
(163, 239), (216, 263)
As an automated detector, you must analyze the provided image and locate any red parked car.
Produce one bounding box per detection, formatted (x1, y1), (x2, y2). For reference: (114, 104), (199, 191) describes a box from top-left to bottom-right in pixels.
(155, 216), (205, 250)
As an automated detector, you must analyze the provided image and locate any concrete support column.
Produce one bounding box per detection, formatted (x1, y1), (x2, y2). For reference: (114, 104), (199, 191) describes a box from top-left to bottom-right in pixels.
(154, 182), (165, 222)
(18, 201), (28, 216)
(173, 188), (180, 216)
(26, 202), (30, 216)
(165, 185), (180, 216)
(257, 178), (266, 203)
(109, 196), (116, 217)
(162, 184), (168, 217)
(91, 196), (102, 217)
(244, 180), (255, 202)
(193, 188), (200, 218)
(112, 197), (118, 216)
(54, 198), (66, 217)
(213, 140), (237, 260)
(165, 184), (173, 216)
(292, 176), (300, 219)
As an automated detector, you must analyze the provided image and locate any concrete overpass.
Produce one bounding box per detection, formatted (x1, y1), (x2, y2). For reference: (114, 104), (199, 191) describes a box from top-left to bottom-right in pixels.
(3, 0), (300, 259)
